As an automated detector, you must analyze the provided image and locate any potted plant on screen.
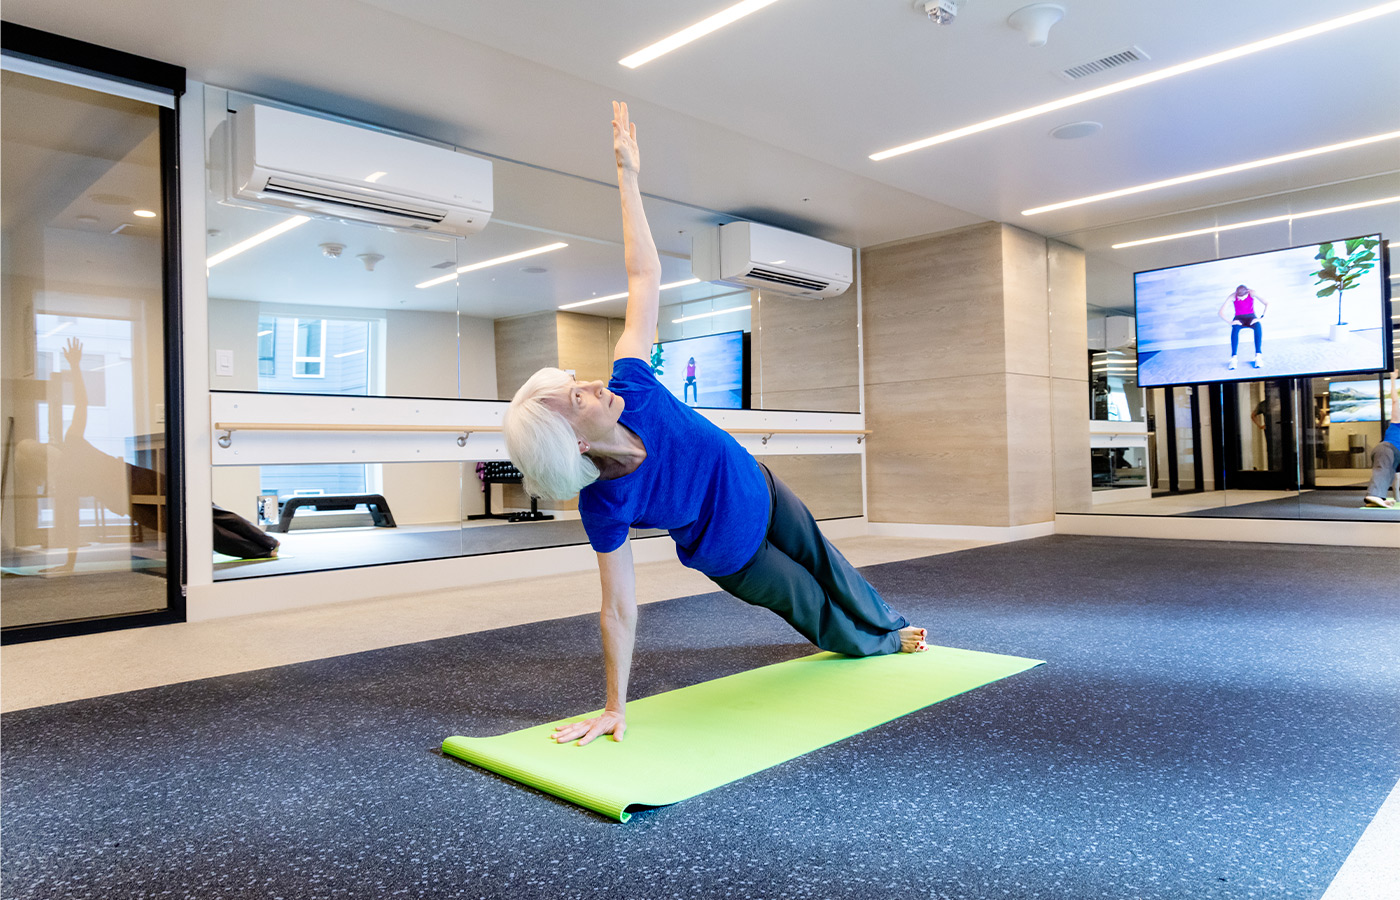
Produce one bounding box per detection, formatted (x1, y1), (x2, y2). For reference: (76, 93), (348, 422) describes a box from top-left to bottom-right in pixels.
(1312, 236), (1380, 341)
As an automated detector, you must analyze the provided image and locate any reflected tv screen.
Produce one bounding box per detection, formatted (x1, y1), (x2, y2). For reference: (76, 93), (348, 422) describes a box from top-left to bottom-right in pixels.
(651, 330), (748, 409)
(1134, 234), (1391, 388)
(1327, 379), (1394, 423)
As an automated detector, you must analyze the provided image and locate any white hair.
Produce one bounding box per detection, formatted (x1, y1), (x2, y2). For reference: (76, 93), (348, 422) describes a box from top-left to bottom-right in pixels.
(502, 367), (600, 501)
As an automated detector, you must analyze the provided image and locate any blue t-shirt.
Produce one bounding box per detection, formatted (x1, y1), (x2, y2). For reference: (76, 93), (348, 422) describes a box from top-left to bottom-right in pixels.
(1385, 421), (1400, 447)
(578, 357), (770, 577)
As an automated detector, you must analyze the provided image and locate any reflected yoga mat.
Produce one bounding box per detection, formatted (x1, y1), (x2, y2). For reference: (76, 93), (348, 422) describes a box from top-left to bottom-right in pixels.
(441, 644), (1044, 821)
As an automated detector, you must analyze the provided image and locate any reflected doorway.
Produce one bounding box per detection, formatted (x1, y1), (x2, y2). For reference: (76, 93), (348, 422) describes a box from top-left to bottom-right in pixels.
(1219, 380), (1298, 491)
(1158, 385), (1205, 495)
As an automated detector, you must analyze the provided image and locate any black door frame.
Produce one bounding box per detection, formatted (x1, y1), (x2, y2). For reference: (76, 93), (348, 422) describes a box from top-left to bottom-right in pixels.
(1161, 385), (1205, 494)
(1218, 379), (1299, 492)
(1, 23), (187, 644)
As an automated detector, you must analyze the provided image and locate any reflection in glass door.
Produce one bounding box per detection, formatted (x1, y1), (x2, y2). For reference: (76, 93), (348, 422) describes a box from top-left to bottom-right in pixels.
(1, 57), (181, 637)
(1161, 386), (1204, 494)
(1220, 381), (1297, 491)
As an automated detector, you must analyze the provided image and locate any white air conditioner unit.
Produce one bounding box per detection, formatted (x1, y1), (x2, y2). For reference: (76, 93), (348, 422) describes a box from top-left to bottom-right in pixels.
(691, 222), (852, 298)
(231, 104), (492, 237)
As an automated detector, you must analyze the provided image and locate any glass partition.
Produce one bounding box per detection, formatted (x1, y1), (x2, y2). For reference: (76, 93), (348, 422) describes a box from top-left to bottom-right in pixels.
(1, 68), (174, 627)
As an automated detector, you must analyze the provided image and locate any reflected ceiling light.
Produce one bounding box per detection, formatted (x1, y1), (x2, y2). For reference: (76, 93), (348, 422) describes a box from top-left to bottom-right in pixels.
(560, 278), (700, 310)
(132, 209), (158, 218)
(257, 329), (273, 337)
(333, 348), (366, 358)
(416, 242), (569, 289)
(672, 304), (753, 324)
(1110, 195), (1400, 249)
(870, 0), (1400, 160)
(1022, 129), (1400, 216)
(619, 0), (783, 68)
(207, 216), (311, 268)
(364, 171), (388, 183)
(39, 321), (73, 338)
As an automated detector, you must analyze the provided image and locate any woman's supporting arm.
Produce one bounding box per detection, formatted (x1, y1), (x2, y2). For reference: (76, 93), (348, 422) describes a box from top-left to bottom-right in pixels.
(553, 540), (637, 746)
(610, 101), (663, 363)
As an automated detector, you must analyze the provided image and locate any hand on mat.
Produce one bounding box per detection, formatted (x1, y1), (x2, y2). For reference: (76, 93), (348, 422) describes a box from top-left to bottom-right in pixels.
(554, 709), (626, 746)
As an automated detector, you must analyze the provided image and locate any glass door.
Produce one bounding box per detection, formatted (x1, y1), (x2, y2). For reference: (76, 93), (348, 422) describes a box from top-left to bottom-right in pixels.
(1, 40), (184, 639)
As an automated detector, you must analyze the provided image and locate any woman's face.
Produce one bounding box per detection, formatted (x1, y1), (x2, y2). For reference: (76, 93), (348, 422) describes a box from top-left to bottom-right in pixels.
(555, 379), (622, 444)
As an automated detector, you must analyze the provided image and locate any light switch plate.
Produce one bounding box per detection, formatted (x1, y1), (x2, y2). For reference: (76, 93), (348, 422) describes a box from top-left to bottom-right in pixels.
(216, 349), (234, 377)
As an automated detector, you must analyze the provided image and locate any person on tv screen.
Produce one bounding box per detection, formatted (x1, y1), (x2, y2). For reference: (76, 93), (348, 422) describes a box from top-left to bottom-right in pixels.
(503, 102), (928, 747)
(683, 356), (698, 404)
(1364, 370), (1399, 509)
(1217, 284), (1269, 371)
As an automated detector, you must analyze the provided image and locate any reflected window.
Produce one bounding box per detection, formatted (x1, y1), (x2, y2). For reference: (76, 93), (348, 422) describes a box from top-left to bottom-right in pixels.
(258, 315), (374, 393)
(293, 318), (325, 378)
(257, 321), (276, 376)
(260, 464), (371, 503)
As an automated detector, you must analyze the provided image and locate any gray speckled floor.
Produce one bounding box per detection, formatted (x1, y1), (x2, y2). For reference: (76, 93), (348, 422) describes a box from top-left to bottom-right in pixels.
(2, 535), (1397, 900)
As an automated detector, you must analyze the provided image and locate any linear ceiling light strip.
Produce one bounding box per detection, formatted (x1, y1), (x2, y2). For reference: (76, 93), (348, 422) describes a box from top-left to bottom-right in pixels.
(206, 216), (311, 268)
(1022, 130), (1400, 216)
(619, 0), (783, 68)
(871, 1), (1400, 161)
(672, 304), (752, 324)
(1111, 195), (1400, 249)
(560, 278), (700, 310)
(415, 242), (569, 289)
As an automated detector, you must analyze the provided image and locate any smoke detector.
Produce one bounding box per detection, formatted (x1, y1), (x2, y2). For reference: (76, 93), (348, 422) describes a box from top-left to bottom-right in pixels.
(919, 0), (961, 25)
(319, 242), (346, 259)
(1007, 3), (1064, 47)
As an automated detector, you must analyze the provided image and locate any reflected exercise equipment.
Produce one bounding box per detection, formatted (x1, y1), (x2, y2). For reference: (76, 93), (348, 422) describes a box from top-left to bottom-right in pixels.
(469, 461), (553, 523)
(269, 493), (398, 533)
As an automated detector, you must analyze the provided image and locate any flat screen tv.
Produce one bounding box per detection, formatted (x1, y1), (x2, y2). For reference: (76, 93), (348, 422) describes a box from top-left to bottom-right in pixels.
(651, 330), (749, 409)
(1134, 234), (1391, 388)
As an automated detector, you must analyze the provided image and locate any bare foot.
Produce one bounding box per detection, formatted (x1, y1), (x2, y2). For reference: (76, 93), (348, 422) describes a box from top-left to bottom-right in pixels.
(898, 626), (928, 653)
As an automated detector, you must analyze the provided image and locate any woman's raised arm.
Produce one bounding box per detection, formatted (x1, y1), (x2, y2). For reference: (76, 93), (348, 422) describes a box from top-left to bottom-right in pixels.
(610, 101), (663, 362)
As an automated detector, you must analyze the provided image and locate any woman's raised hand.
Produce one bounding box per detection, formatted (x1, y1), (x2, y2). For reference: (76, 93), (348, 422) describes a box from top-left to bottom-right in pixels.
(613, 100), (640, 174)
(62, 337), (83, 370)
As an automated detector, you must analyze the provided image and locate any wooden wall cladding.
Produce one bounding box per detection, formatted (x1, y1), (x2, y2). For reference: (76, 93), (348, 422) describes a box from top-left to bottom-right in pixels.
(752, 290), (859, 412)
(493, 312), (558, 401)
(756, 453), (864, 520)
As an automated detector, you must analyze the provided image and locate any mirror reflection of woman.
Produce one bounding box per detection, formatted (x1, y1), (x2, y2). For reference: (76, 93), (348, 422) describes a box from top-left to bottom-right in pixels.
(503, 102), (927, 748)
(1217, 284), (1268, 371)
(1364, 370), (1400, 509)
(15, 338), (162, 574)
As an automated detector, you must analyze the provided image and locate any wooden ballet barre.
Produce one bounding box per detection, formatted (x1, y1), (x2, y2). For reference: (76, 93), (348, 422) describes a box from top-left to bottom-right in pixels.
(212, 422), (868, 449)
(726, 428), (872, 445)
(213, 422), (501, 448)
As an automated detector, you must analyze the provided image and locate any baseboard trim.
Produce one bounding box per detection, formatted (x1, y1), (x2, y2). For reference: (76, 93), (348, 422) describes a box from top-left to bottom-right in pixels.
(1056, 513), (1400, 548)
(865, 521), (1056, 542)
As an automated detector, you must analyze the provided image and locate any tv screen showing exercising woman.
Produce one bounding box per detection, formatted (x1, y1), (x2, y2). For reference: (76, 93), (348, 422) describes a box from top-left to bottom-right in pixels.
(1134, 234), (1391, 388)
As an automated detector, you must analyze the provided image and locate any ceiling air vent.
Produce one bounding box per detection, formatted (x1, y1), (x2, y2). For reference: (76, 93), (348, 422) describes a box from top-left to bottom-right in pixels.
(1060, 46), (1149, 81)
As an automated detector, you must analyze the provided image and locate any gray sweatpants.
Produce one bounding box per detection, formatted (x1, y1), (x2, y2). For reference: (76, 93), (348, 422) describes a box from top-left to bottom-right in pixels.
(710, 465), (908, 657)
(1368, 441), (1399, 499)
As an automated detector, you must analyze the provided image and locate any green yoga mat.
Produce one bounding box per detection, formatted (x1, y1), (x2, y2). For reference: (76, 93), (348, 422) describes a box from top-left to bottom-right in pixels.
(442, 644), (1043, 821)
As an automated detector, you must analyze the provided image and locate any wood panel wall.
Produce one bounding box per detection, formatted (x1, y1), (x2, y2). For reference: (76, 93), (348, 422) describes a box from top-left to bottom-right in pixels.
(752, 290), (860, 412)
(862, 222), (1089, 527)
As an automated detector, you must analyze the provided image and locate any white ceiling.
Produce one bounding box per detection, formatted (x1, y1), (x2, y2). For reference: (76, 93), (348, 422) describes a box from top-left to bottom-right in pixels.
(6, 0), (1399, 318)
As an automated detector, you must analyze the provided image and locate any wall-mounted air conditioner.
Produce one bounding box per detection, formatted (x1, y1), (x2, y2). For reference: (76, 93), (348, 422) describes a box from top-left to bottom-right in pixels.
(231, 104), (492, 237)
(691, 222), (852, 299)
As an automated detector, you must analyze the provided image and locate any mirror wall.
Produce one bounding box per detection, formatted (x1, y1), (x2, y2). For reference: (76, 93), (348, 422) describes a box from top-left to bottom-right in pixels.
(202, 88), (863, 579)
(1063, 172), (1399, 522)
